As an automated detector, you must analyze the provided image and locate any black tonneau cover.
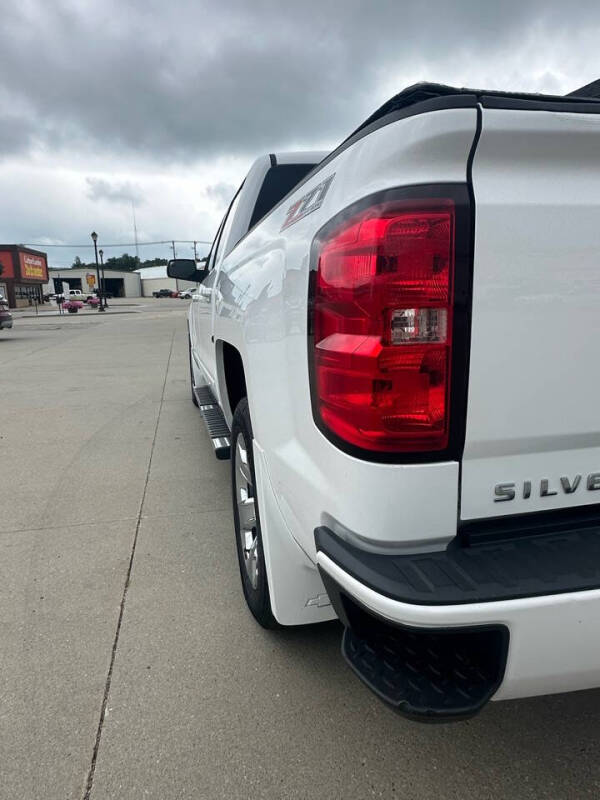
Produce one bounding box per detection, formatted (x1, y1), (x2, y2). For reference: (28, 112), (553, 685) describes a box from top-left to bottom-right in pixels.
(567, 78), (600, 98)
(351, 81), (600, 141)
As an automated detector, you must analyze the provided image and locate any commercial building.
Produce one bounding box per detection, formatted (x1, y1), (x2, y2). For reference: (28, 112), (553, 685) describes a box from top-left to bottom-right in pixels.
(136, 266), (198, 297)
(43, 267), (142, 298)
(0, 245), (49, 308)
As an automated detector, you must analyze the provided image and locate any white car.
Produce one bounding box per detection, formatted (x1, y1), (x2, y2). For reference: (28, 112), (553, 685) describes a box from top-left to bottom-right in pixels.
(179, 289), (195, 299)
(169, 81), (600, 721)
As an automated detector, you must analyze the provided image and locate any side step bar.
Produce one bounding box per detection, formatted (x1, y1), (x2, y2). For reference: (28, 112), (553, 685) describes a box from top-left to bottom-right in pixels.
(194, 385), (231, 460)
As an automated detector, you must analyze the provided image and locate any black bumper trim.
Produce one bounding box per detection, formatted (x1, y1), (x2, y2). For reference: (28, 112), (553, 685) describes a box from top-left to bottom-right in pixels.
(315, 519), (600, 605)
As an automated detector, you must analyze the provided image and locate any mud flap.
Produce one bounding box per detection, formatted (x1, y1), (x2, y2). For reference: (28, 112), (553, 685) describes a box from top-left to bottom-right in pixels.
(252, 441), (337, 626)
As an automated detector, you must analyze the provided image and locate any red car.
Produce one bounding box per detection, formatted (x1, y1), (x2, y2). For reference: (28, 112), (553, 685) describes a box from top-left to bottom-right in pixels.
(0, 296), (13, 331)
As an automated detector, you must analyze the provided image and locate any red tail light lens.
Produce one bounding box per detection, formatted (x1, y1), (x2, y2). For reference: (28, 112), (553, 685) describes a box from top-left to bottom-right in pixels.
(312, 198), (455, 453)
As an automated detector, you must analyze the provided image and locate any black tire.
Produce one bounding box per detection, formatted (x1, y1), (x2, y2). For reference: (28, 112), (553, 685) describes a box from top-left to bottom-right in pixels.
(188, 335), (198, 407)
(231, 398), (279, 629)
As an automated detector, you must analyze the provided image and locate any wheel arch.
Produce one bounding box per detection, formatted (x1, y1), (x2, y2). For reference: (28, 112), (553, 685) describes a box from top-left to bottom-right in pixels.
(216, 339), (247, 426)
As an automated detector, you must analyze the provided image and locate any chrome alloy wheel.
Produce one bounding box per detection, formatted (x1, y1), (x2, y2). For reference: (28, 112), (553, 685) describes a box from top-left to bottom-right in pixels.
(234, 432), (258, 589)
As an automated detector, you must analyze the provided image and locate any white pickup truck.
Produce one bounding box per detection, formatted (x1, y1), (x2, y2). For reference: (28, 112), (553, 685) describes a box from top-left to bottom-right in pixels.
(169, 82), (600, 721)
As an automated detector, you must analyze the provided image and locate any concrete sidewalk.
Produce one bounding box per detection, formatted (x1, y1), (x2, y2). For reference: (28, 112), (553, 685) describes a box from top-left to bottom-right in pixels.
(0, 310), (180, 798)
(10, 297), (148, 319)
(2, 311), (600, 800)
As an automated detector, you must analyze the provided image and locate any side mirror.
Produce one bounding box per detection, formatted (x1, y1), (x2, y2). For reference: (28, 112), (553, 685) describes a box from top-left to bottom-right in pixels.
(167, 258), (208, 282)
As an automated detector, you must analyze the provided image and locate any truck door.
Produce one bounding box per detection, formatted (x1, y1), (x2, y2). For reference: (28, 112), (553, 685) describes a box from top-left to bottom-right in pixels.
(192, 235), (220, 387)
(194, 188), (243, 386)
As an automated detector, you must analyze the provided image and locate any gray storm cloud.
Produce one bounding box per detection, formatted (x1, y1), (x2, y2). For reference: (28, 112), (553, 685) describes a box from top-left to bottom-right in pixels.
(1, 0), (599, 161)
(205, 182), (237, 209)
(1, 0), (600, 265)
(86, 178), (145, 205)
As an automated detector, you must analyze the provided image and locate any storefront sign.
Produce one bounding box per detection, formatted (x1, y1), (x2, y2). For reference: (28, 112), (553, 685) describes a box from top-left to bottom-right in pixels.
(19, 252), (48, 282)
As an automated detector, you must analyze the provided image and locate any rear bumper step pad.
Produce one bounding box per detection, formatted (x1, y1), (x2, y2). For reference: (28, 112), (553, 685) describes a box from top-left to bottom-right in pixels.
(342, 611), (507, 722)
(194, 385), (231, 460)
(319, 567), (508, 722)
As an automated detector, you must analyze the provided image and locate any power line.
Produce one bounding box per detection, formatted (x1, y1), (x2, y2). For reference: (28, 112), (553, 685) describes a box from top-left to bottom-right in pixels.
(21, 239), (212, 248)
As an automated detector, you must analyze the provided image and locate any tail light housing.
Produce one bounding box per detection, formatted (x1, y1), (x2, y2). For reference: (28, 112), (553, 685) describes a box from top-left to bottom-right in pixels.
(309, 188), (468, 459)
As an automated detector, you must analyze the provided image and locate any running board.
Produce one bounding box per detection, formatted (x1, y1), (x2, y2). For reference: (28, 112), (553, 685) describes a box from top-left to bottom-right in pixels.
(193, 385), (231, 460)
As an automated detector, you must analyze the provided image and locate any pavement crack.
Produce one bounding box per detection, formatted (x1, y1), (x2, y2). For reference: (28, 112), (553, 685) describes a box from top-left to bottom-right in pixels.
(82, 326), (176, 800)
(0, 516), (139, 537)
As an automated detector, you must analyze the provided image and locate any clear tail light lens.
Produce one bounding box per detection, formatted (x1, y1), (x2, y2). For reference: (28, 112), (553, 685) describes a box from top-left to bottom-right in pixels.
(311, 198), (455, 453)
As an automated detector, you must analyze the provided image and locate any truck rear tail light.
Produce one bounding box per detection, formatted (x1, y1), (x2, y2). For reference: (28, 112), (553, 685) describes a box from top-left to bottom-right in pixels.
(310, 197), (456, 454)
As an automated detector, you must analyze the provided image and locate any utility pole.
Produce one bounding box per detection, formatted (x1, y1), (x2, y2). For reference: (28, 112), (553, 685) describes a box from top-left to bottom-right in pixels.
(193, 240), (198, 261)
(131, 200), (139, 263)
(171, 240), (176, 259)
(99, 249), (108, 309)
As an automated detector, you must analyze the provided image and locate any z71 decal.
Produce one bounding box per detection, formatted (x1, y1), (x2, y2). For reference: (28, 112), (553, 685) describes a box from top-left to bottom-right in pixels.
(280, 173), (335, 231)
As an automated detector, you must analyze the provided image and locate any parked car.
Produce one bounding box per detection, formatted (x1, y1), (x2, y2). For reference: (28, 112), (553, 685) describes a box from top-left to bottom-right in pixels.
(179, 289), (195, 299)
(152, 288), (173, 298)
(169, 80), (600, 722)
(68, 289), (84, 298)
(0, 295), (13, 330)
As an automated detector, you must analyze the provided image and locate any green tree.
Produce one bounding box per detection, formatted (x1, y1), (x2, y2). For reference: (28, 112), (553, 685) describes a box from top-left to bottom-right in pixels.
(105, 252), (141, 271)
(140, 257), (168, 267)
(69, 252), (171, 271)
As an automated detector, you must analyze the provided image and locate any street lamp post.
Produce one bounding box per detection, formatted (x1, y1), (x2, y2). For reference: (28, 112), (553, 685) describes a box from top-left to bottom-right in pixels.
(99, 249), (108, 308)
(91, 231), (105, 312)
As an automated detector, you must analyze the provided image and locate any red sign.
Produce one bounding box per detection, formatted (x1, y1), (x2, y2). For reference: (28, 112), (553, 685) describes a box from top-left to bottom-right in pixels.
(18, 251), (48, 282)
(0, 250), (15, 279)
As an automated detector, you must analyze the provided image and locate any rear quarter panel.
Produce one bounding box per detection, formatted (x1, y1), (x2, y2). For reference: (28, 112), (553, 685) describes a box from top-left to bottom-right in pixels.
(214, 107), (477, 559)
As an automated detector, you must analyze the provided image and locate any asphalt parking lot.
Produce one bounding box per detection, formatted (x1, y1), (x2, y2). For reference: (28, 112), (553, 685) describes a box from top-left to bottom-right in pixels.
(2, 303), (600, 800)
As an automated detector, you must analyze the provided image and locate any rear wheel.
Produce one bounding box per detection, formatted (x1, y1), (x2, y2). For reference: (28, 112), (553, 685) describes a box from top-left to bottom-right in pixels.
(231, 398), (279, 629)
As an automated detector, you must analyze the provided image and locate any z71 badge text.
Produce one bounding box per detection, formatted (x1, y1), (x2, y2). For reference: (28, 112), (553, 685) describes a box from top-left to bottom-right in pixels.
(280, 174), (335, 231)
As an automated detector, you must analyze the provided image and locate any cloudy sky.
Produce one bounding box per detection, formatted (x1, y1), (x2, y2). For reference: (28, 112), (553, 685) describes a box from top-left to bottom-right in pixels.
(1, 0), (598, 268)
